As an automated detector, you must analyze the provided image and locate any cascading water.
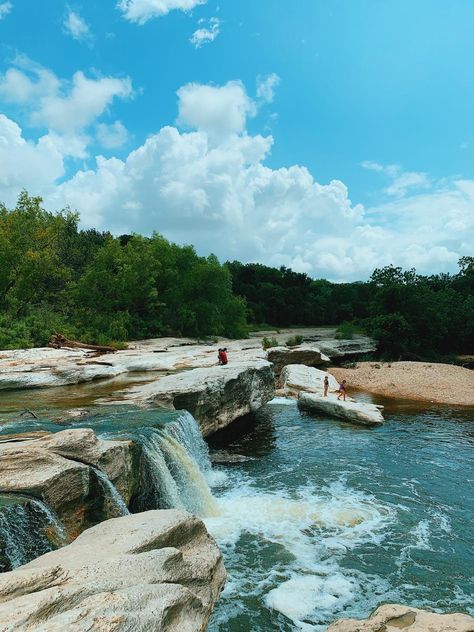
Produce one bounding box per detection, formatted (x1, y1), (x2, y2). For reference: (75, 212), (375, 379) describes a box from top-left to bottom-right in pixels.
(132, 411), (219, 517)
(0, 495), (66, 571)
(93, 468), (130, 517)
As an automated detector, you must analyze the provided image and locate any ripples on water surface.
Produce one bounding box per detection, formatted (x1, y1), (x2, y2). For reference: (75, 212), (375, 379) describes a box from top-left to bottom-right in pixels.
(0, 389), (472, 630)
(205, 399), (474, 631)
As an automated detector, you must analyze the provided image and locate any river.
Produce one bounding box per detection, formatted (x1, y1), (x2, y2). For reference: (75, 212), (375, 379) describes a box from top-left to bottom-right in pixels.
(205, 398), (474, 630)
(0, 389), (472, 630)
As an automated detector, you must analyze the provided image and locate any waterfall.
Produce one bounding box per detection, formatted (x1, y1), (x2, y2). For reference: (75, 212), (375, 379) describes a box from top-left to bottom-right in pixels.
(133, 411), (219, 517)
(93, 469), (130, 517)
(0, 496), (66, 571)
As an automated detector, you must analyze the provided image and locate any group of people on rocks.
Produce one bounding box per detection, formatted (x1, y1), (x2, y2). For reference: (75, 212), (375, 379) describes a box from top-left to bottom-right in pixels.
(323, 375), (347, 400)
(216, 346), (347, 399)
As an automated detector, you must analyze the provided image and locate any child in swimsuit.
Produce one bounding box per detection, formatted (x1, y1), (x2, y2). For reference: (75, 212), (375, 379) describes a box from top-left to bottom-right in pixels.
(337, 380), (347, 401)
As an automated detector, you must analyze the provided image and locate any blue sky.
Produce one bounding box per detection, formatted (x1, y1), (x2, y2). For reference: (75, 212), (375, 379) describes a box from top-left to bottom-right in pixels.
(1, 0), (473, 280)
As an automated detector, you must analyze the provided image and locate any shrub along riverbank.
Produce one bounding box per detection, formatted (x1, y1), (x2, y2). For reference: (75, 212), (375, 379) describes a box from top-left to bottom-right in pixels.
(1, 193), (473, 359)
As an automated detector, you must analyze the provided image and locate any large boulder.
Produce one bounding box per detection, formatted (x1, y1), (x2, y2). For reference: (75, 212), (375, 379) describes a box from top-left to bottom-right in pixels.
(298, 391), (384, 426)
(280, 364), (339, 396)
(316, 336), (377, 360)
(0, 510), (226, 632)
(0, 429), (134, 539)
(267, 346), (329, 378)
(123, 360), (275, 436)
(327, 603), (474, 631)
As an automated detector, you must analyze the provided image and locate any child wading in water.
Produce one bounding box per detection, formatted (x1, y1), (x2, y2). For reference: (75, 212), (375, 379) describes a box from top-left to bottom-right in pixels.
(337, 379), (347, 401)
(323, 375), (329, 397)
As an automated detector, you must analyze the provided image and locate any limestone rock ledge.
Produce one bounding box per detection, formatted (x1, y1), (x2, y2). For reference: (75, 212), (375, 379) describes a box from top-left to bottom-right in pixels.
(0, 509), (226, 632)
(267, 345), (329, 378)
(326, 603), (474, 631)
(298, 391), (384, 426)
(0, 429), (135, 539)
(122, 360), (275, 436)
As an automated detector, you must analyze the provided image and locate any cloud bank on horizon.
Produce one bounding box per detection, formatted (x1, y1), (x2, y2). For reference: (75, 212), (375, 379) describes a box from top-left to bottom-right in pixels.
(0, 1), (472, 282)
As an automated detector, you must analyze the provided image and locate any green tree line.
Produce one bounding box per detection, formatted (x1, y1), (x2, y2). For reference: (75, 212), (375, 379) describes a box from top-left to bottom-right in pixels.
(0, 193), (246, 348)
(1, 193), (473, 359)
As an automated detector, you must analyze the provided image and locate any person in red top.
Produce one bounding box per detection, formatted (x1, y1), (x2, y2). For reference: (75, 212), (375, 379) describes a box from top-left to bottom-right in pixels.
(218, 348), (228, 365)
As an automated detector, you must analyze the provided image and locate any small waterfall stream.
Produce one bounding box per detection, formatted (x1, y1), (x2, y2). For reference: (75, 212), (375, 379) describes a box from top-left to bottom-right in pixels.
(0, 496), (66, 571)
(0, 409), (218, 573)
(132, 411), (219, 517)
(94, 469), (130, 517)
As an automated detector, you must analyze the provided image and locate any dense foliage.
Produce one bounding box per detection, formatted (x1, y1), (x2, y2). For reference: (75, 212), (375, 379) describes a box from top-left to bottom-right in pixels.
(228, 260), (474, 358)
(1, 193), (473, 359)
(0, 193), (246, 348)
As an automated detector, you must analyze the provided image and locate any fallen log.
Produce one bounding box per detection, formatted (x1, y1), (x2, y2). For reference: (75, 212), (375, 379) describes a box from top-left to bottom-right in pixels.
(48, 333), (117, 354)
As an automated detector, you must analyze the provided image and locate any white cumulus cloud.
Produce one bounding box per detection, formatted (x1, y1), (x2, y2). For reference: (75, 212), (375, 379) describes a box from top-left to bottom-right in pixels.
(0, 114), (64, 205)
(0, 57), (133, 157)
(1, 76), (472, 281)
(0, 2), (12, 20)
(63, 8), (91, 42)
(118, 0), (206, 24)
(190, 17), (220, 48)
(176, 80), (256, 142)
(96, 120), (129, 148)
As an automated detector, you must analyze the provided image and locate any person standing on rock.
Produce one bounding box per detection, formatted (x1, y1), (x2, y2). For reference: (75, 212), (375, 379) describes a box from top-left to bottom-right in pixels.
(337, 379), (347, 401)
(323, 375), (329, 397)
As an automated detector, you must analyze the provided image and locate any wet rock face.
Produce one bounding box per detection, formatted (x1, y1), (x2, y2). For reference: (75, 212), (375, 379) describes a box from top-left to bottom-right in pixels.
(0, 510), (226, 632)
(125, 361), (275, 436)
(267, 346), (329, 378)
(326, 604), (474, 631)
(0, 429), (134, 539)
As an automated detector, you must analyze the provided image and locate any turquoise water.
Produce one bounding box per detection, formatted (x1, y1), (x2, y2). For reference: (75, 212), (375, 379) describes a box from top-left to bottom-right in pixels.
(0, 395), (472, 630)
(205, 399), (474, 631)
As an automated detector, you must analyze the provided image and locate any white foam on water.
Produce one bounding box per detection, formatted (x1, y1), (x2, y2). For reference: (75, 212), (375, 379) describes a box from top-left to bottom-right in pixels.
(206, 469), (229, 487)
(265, 573), (355, 624)
(205, 473), (394, 629)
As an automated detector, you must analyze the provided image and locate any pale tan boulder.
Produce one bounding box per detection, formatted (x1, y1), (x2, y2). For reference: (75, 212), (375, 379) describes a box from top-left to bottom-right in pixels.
(298, 391), (384, 426)
(0, 429), (134, 538)
(0, 510), (226, 632)
(123, 360), (275, 436)
(280, 364), (339, 396)
(267, 345), (329, 377)
(327, 603), (474, 631)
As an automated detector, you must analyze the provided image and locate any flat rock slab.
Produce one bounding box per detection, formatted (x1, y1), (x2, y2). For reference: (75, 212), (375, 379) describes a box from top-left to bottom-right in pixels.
(298, 392), (384, 426)
(315, 336), (377, 359)
(0, 509), (226, 632)
(121, 360), (275, 436)
(327, 603), (474, 631)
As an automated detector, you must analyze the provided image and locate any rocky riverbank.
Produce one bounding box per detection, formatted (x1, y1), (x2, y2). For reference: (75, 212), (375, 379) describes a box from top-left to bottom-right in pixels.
(330, 361), (474, 406)
(0, 510), (226, 632)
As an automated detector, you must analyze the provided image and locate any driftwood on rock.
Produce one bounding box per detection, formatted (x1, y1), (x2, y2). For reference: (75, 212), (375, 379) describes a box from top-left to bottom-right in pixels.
(49, 333), (117, 354)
